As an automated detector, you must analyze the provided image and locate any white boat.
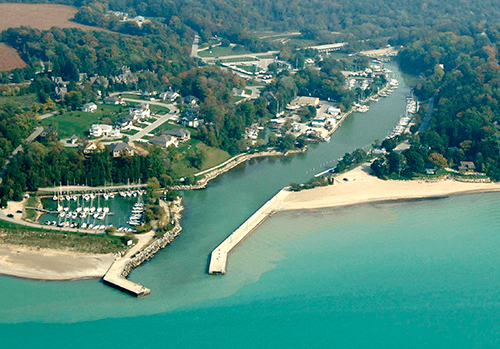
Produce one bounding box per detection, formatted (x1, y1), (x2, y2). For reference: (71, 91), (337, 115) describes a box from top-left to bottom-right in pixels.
(76, 206), (82, 213)
(53, 195), (58, 201)
(97, 213), (106, 220)
(109, 193), (115, 199)
(97, 207), (102, 213)
(88, 224), (94, 229)
(103, 207), (110, 213)
(81, 223), (87, 229)
(90, 207), (96, 213)
(83, 207), (89, 213)
(57, 205), (63, 212)
(65, 195), (71, 201)
(103, 193), (109, 200)
(71, 212), (78, 219)
(51, 221), (56, 226)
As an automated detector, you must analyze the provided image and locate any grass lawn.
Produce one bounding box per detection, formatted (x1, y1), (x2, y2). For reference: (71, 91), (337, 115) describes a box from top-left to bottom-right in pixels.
(0, 93), (38, 109)
(170, 139), (231, 177)
(153, 121), (199, 137)
(220, 57), (258, 63)
(0, 219), (131, 254)
(149, 104), (171, 114)
(198, 45), (252, 58)
(41, 104), (128, 138)
(236, 65), (258, 74)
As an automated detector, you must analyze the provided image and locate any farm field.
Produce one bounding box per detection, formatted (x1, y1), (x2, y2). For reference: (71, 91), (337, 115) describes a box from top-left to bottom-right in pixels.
(0, 4), (105, 32)
(0, 43), (26, 71)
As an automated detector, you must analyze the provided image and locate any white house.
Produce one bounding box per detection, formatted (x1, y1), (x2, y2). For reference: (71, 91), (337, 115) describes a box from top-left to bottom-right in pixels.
(162, 128), (191, 142)
(129, 103), (150, 119)
(89, 124), (120, 138)
(159, 91), (179, 101)
(82, 102), (97, 113)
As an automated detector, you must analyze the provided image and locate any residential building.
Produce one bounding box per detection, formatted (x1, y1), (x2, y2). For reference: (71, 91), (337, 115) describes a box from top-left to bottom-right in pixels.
(162, 128), (191, 142)
(82, 102), (98, 113)
(184, 95), (199, 106)
(114, 115), (134, 131)
(327, 106), (341, 115)
(159, 91), (179, 101)
(129, 103), (150, 119)
(89, 124), (120, 138)
(109, 142), (134, 157)
(104, 96), (124, 105)
(149, 135), (179, 148)
(459, 161), (476, 173)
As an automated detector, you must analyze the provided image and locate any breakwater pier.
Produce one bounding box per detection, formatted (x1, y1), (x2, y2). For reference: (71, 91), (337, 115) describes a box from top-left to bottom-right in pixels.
(208, 188), (291, 274)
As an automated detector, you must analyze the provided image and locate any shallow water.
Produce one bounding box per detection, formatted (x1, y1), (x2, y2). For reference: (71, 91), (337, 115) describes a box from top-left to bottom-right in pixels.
(6, 63), (495, 347)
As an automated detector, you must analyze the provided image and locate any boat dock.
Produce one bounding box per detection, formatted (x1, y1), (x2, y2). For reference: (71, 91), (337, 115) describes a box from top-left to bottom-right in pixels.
(208, 188), (291, 274)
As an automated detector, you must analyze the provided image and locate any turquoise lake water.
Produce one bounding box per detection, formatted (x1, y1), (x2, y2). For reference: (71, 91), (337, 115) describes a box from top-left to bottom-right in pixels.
(3, 63), (499, 347)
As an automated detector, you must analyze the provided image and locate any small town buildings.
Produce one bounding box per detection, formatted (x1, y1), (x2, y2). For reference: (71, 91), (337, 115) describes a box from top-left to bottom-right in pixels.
(149, 135), (179, 148)
(54, 86), (67, 100)
(289, 96), (320, 108)
(82, 102), (98, 113)
(103, 96), (124, 105)
(162, 128), (191, 142)
(109, 142), (134, 157)
(327, 106), (341, 115)
(311, 118), (326, 127)
(40, 126), (58, 141)
(69, 135), (78, 145)
(89, 124), (120, 138)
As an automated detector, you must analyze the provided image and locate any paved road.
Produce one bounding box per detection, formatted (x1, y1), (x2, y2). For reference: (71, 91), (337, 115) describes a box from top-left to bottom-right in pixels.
(128, 113), (175, 141)
(191, 33), (200, 58)
(121, 97), (177, 112)
(38, 184), (147, 193)
(0, 126), (43, 184)
(201, 50), (280, 62)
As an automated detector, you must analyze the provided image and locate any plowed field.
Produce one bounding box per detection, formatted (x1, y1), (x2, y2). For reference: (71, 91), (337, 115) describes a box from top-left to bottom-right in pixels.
(0, 43), (26, 71)
(0, 3), (104, 32)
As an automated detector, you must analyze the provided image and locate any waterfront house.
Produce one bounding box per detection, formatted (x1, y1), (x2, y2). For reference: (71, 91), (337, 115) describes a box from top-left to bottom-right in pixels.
(149, 135), (179, 148)
(180, 106), (203, 127)
(82, 102), (98, 113)
(327, 106), (341, 115)
(311, 118), (326, 127)
(459, 161), (476, 173)
(162, 128), (191, 142)
(109, 142), (134, 157)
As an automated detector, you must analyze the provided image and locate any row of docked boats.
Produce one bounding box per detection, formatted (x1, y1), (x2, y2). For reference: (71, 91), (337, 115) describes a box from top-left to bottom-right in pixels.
(127, 200), (145, 226)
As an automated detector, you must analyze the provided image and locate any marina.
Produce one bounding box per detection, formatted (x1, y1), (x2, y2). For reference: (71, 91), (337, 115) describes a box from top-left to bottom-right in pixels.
(39, 187), (147, 231)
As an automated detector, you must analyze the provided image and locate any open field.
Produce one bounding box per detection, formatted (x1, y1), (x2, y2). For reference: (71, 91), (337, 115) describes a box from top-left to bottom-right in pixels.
(0, 43), (26, 71)
(41, 104), (126, 138)
(0, 93), (38, 108)
(0, 3), (104, 32)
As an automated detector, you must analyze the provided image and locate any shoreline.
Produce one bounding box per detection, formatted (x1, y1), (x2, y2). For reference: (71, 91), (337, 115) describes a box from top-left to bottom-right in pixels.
(280, 163), (500, 212)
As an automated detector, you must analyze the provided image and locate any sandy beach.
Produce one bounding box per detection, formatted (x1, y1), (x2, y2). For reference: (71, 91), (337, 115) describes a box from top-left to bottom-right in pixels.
(0, 244), (115, 280)
(281, 162), (500, 211)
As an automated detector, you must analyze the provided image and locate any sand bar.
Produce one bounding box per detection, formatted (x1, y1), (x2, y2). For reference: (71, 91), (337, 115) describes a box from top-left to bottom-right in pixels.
(281, 162), (500, 211)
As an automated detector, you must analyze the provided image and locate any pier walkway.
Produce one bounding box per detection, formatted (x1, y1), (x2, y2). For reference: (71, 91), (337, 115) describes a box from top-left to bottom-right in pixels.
(102, 231), (154, 297)
(209, 188), (291, 274)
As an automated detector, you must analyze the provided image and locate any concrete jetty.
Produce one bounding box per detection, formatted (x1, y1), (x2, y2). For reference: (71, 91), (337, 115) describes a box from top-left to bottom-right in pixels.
(209, 188), (291, 274)
(103, 260), (151, 297)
